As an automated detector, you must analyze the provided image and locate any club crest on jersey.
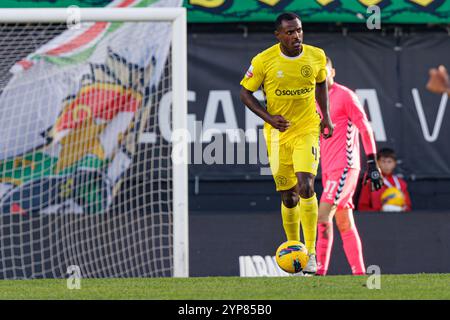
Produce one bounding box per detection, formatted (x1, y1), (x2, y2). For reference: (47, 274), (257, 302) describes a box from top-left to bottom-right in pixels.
(275, 175), (288, 186)
(301, 65), (313, 78)
(246, 65), (254, 78)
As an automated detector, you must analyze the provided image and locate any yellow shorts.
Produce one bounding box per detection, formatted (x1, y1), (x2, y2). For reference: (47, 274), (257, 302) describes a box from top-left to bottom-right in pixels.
(266, 129), (320, 191)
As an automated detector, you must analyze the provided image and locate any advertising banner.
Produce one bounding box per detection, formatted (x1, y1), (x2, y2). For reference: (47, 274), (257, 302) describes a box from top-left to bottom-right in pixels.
(190, 210), (450, 276)
(186, 31), (450, 180)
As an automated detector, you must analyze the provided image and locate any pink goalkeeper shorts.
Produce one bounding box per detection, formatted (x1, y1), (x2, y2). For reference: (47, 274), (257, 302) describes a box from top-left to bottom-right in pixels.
(320, 168), (360, 210)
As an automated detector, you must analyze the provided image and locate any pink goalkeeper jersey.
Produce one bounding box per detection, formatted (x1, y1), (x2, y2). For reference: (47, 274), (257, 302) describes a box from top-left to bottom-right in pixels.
(318, 82), (376, 174)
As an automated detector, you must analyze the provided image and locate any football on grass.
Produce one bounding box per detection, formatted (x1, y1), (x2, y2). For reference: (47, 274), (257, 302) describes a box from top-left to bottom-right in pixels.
(275, 240), (309, 274)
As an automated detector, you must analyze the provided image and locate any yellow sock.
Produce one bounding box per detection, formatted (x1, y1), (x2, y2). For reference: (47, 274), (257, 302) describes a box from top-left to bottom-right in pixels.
(299, 194), (318, 254)
(281, 202), (301, 241)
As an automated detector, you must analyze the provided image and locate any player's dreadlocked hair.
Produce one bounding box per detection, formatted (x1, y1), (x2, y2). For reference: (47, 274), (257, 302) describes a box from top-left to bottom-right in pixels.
(275, 12), (301, 30)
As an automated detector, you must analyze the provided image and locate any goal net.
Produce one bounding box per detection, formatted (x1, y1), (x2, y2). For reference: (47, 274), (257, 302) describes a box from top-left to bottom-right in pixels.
(0, 5), (188, 279)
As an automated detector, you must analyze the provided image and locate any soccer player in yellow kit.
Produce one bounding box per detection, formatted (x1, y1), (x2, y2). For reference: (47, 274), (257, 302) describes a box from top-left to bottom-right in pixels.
(240, 12), (334, 275)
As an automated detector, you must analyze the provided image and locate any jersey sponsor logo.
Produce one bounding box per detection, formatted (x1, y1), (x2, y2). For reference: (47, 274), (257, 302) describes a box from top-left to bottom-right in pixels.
(274, 87), (314, 96)
(245, 65), (254, 78)
(301, 65), (313, 78)
(276, 70), (284, 78)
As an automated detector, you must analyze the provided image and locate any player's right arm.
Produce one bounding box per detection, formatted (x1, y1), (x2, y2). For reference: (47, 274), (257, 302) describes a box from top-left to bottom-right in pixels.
(239, 88), (290, 132)
(239, 56), (290, 132)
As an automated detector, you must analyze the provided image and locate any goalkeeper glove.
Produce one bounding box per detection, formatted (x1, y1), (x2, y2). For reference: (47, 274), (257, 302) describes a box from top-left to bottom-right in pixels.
(363, 154), (384, 191)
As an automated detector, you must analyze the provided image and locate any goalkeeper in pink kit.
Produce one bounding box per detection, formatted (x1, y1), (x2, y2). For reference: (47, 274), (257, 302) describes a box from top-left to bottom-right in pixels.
(316, 57), (383, 276)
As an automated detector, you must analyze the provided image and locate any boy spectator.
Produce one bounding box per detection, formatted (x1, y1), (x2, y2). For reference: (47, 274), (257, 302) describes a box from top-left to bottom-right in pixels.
(358, 148), (412, 212)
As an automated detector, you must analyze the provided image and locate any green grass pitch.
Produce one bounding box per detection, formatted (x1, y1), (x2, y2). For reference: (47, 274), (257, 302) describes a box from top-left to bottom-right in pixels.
(0, 274), (449, 300)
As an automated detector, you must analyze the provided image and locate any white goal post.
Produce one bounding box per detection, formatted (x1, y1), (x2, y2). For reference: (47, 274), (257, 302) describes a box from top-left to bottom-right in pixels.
(0, 8), (188, 278)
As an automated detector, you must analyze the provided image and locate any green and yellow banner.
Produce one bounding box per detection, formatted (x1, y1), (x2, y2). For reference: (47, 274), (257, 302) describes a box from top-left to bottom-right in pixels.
(185, 0), (450, 23)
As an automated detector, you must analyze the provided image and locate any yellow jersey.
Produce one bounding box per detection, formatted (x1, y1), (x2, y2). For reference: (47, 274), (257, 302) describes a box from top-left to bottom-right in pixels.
(240, 43), (326, 144)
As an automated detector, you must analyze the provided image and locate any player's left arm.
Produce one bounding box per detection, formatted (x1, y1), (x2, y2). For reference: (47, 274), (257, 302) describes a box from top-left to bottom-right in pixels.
(345, 90), (383, 191)
(315, 51), (333, 139)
